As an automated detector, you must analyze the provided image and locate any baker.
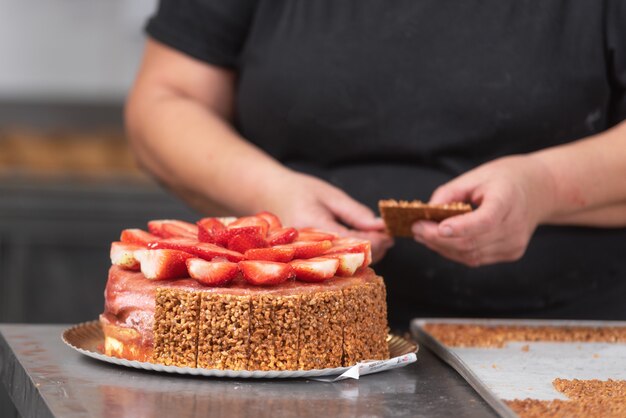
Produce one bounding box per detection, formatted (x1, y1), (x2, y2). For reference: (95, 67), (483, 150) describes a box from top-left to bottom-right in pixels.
(125, 0), (626, 326)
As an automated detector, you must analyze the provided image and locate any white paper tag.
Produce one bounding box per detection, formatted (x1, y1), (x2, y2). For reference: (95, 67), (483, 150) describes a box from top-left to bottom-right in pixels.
(310, 353), (418, 382)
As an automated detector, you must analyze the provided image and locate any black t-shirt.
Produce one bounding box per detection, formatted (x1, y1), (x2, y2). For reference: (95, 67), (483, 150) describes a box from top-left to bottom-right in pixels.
(146, 0), (626, 324)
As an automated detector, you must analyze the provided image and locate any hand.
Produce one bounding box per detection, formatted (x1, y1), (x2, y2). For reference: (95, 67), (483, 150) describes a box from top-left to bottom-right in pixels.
(261, 172), (394, 263)
(411, 155), (556, 267)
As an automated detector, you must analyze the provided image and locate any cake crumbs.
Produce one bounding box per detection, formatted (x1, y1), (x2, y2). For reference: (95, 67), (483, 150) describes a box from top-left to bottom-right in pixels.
(423, 323), (626, 348)
(422, 323), (626, 417)
(507, 379), (626, 418)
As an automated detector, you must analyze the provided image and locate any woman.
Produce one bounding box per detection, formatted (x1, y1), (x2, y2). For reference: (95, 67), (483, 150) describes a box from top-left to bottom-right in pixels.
(126, 1), (626, 326)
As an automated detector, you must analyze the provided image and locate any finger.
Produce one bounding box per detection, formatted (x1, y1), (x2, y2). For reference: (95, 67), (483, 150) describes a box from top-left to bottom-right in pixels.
(438, 193), (511, 238)
(350, 230), (395, 250)
(323, 189), (386, 231)
(414, 222), (527, 267)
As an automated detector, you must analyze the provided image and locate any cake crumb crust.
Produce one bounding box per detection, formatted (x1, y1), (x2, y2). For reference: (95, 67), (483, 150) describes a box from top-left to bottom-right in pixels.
(423, 323), (626, 348)
(197, 293), (250, 370)
(153, 288), (200, 367)
(507, 379), (626, 418)
(141, 271), (390, 370)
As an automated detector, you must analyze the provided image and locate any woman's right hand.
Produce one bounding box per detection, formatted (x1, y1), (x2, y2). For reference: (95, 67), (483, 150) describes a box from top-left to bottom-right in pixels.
(260, 172), (394, 263)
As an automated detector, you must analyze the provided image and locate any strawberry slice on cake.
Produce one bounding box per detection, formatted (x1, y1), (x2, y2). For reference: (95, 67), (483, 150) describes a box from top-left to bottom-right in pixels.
(148, 238), (245, 262)
(110, 242), (143, 271)
(134, 249), (194, 280)
(239, 260), (295, 285)
(290, 257), (340, 282)
(120, 229), (159, 246)
(148, 220), (198, 239)
(186, 258), (239, 286)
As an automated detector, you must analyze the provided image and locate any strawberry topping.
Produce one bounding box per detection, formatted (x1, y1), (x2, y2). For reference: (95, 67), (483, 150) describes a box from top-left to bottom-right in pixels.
(281, 240), (333, 259)
(324, 252), (365, 276)
(227, 216), (270, 237)
(110, 241), (143, 270)
(197, 217), (226, 243)
(255, 211), (282, 230)
(324, 237), (372, 267)
(148, 220), (198, 239)
(149, 238), (245, 262)
(113, 213), (376, 286)
(239, 260), (294, 286)
(296, 228), (339, 242)
(244, 246), (295, 263)
(267, 227), (299, 246)
(134, 249), (193, 280)
(226, 230), (268, 253)
(186, 258), (239, 286)
(290, 257), (339, 282)
(120, 229), (159, 246)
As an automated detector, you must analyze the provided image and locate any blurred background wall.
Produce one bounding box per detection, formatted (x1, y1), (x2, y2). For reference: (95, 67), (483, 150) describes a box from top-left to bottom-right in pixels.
(0, 1), (202, 415)
(0, 0), (199, 325)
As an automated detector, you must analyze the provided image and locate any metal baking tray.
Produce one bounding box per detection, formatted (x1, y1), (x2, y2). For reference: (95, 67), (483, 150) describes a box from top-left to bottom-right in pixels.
(411, 318), (626, 418)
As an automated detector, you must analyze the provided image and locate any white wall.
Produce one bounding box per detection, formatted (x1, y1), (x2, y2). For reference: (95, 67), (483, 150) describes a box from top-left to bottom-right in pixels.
(0, 0), (158, 102)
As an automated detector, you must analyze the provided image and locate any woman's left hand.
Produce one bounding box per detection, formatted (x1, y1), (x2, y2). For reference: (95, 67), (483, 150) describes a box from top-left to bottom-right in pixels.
(411, 155), (556, 267)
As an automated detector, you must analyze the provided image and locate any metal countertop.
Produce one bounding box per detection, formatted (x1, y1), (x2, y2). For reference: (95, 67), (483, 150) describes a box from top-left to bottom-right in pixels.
(0, 324), (497, 418)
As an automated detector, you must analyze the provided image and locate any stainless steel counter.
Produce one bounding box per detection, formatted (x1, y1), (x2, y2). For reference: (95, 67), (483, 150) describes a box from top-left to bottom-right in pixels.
(0, 324), (498, 418)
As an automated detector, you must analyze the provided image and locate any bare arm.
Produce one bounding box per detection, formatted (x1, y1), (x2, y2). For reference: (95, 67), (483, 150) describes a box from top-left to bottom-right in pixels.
(535, 122), (626, 226)
(125, 39), (392, 260)
(126, 39), (293, 216)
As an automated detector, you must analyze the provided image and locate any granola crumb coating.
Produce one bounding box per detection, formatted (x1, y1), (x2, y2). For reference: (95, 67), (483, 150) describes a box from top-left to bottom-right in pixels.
(423, 323), (626, 348)
(271, 295), (300, 370)
(342, 278), (389, 365)
(507, 379), (626, 418)
(298, 290), (344, 370)
(248, 294), (277, 371)
(197, 293), (251, 370)
(111, 268), (389, 370)
(153, 288), (200, 367)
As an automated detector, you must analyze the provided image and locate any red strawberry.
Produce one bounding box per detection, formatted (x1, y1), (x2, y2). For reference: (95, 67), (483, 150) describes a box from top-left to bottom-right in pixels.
(186, 258), (239, 286)
(244, 246), (295, 263)
(255, 211), (282, 230)
(290, 257), (339, 282)
(227, 216), (269, 237)
(148, 220), (198, 239)
(281, 240), (333, 259)
(197, 217), (226, 243)
(110, 242), (143, 270)
(120, 229), (159, 246)
(296, 228), (339, 242)
(324, 252), (365, 276)
(214, 226), (264, 247)
(324, 238), (372, 266)
(239, 260), (294, 286)
(134, 249), (193, 280)
(149, 238), (245, 262)
(227, 232), (268, 253)
(267, 227), (299, 246)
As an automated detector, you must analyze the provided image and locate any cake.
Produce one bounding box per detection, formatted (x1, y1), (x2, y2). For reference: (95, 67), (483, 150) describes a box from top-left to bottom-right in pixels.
(100, 212), (390, 370)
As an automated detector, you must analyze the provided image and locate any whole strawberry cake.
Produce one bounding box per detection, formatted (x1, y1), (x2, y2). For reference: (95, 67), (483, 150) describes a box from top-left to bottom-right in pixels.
(100, 212), (389, 371)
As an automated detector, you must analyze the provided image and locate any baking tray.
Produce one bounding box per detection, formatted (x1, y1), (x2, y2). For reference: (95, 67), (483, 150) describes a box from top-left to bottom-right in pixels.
(412, 318), (626, 418)
(63, 320), (418, 379)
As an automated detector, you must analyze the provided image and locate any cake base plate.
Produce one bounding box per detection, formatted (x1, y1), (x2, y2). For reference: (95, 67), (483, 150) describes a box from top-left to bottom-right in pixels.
(62, 320), (418, 379)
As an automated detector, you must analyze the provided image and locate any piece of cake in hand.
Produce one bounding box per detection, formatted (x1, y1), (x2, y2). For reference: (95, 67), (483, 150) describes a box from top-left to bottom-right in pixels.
(99, 211), (390, 371)
(379, 199), (472, 237)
